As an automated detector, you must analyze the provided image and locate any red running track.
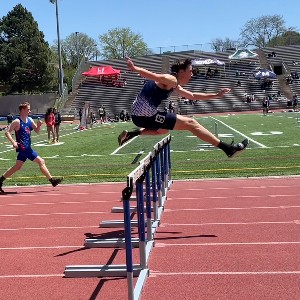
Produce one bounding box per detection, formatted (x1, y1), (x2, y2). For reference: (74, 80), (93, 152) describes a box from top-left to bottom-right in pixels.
(1, 178), (300, 299)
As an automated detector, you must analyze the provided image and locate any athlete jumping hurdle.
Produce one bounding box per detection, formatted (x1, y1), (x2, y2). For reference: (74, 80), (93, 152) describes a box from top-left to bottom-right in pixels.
(118, 57), (249, 157)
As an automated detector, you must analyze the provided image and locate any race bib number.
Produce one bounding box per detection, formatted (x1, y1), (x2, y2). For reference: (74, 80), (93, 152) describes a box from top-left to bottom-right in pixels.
(155, 114), (165, 123)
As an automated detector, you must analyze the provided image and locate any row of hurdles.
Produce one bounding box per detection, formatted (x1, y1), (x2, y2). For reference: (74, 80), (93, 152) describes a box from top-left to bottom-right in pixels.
(64, 135), (173, 300)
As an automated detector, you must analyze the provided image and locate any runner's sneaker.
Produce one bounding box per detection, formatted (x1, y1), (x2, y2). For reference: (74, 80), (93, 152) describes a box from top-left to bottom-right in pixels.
(0, 182), (3, 193)
(50, 177), (63, 187)
(226, 139), (249, 158)
(118, 130), (129, 146)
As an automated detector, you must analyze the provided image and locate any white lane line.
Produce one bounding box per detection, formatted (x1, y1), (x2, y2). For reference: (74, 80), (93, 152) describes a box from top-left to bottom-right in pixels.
(150, 271), (300, 276)
(0, 274), (63, 279)
(165, 205), (300, 212)
(0, 245), (83, 250)
(161, 221), (297, 226)
(0, 225), (99, 231)
(168, 194), (300, 200)
(155, 241), (300, 247)
(0, 211), (106, 217)
(210, 116), (267, 148)
(0, 200), (113, 207)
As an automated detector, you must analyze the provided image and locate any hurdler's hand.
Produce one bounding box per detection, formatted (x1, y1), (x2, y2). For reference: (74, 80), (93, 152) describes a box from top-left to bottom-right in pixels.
(126, 56), (136, 72)
(218, 88), (231, 97)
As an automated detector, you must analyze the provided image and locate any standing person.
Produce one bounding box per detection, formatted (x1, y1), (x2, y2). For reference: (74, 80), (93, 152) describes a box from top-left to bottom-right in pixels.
(0, 102), (63, 193)
(53, 107), (61, 143)
(78, 108), (83, 123)
(118, 57), (249, 157)
(262, 97), (270, 115)
(44, 107), (55, 143)
(98, 105), (105, 124)
(7, 113), (13, 126)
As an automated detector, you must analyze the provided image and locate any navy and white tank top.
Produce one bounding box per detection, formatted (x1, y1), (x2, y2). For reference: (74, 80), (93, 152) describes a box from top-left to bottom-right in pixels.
(132, 80), (174, 116)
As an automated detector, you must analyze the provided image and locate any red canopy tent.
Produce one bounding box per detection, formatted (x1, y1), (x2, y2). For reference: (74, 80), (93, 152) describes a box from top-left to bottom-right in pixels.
(82, 66), (120, 77)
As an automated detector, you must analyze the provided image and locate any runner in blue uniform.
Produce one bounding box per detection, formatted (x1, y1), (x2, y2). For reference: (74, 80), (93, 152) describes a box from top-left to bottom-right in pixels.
(118, 57), (249, 157)
(0, 102), (63, 193)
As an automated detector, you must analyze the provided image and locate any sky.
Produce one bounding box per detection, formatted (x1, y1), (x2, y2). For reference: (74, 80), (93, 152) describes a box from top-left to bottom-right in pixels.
(1, 0), (300, 53)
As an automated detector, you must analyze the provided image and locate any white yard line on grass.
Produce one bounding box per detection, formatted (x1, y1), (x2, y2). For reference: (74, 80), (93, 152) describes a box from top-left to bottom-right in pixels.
(111, 135), (138, 155)
(210, 116), (268, 148)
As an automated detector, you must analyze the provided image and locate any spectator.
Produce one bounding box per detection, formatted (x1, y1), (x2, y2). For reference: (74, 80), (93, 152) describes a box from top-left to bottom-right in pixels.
(125, 112), (131, 121)
(53, 108), (61, 143)
(7, 113), (13, 126)
(168, 100), (175, 113)
(119, 110), (125, 122)
(262, 97), (270, 115)
(79, 108), (83, 123)
(293, 95), (298, 111)
(98, 105), (105, 124)
(44, 107), (55, 143)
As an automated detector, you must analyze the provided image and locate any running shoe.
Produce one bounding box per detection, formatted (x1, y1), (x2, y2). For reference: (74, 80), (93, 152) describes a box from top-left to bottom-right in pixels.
(226, 139), (249, 158)
(51, 177), (63, 187)
(118, 130), (129, 146)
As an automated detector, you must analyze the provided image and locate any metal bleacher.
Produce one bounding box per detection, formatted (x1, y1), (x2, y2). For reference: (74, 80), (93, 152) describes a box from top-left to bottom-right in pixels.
(63, 45), (300, 117)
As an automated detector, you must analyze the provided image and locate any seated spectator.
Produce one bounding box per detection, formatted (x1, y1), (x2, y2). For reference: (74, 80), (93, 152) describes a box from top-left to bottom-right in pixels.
(125, 112), (131, 121)
(277, 90), (282, 97)
(119, 110), (125, 122)
(168, 100), (175, 113)
(286, 75), (294, 84)
(237, 80), (241, 87)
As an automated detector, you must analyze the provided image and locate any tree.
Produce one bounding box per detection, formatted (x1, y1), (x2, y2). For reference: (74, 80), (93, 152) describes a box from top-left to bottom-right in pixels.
(99, 27), (149, 59)
(267, 30), (300, 47)
(61, 32), (98, 68)
(240, 15), (293, 48)
(0, 4), (54, 93)
(211, 38), (241, 52)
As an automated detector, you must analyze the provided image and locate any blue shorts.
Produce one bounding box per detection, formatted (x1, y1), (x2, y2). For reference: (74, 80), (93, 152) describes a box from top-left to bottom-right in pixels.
(16, 149), (39, 162)
(132, 111), (177, 130)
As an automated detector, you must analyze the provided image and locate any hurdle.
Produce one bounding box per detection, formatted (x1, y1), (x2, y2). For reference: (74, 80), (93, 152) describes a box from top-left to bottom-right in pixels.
(64, 135), (172, 300)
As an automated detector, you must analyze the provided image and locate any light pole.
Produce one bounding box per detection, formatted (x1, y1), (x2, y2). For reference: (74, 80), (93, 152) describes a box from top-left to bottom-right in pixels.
(50, 0), (64, 96)
(75, 31), (79, 68)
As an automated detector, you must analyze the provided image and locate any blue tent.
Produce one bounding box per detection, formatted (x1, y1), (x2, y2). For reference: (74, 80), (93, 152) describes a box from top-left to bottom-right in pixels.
(254, 68), (277, 79)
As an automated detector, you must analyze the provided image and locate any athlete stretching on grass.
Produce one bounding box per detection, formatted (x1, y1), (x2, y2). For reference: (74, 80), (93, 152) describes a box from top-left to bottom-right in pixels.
(118, 57), (249, 157)
(0, 102), (63, 193)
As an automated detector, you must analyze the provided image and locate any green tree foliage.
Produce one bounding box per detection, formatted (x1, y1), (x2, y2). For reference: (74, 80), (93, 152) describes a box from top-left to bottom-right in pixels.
(61, 32), (98, 68)
(240, 15), (292, 48)
(99, 27), (149, 59)
(0, 4), (54, 93)
(267, 30), (300, 47)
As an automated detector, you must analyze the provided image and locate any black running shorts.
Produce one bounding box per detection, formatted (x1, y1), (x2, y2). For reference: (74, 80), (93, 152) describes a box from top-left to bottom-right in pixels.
(131, 111), (177, 130)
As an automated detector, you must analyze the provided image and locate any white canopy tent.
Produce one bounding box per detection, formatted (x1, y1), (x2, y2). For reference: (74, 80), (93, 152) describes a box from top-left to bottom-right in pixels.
(192, 58), (226, 77)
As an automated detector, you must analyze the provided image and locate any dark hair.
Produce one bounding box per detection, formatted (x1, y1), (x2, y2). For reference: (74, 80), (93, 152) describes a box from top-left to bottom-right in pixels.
(170, 58), (192, 74)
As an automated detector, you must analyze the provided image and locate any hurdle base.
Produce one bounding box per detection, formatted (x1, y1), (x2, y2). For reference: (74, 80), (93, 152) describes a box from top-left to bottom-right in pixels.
(84, 237), (140, 248)
(64, 264), (143, 278)
(111, 206), (153, 213)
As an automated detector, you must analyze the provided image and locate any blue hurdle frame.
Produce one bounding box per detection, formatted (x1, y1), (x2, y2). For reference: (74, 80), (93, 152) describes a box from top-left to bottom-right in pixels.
(64, 135), (172, 300)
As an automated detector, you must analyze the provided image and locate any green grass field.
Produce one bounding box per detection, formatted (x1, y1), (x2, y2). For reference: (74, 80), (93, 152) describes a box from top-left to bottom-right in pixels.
(1, 111), (300, 187)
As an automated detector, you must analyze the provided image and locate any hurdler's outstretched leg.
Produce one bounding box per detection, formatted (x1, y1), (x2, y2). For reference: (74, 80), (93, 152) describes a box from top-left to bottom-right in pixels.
(118, 115), (249, 158)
